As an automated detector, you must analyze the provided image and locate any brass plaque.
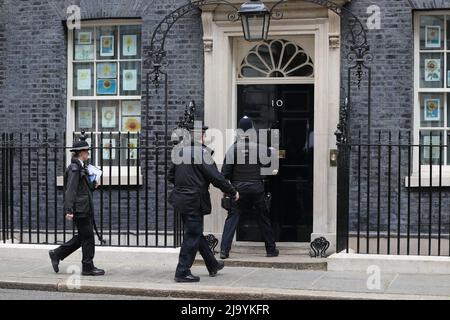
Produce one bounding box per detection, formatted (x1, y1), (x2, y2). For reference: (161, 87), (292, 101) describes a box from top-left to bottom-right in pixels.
(330, 149), (338, 167)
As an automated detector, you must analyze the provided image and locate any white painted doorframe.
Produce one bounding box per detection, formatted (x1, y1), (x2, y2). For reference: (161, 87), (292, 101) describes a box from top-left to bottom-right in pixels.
(201, 14), (341, 251)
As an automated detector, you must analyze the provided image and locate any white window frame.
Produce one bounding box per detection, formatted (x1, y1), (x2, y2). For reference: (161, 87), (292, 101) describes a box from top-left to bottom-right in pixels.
(410, 11), (450, 186)
(66, 19), (143, 183)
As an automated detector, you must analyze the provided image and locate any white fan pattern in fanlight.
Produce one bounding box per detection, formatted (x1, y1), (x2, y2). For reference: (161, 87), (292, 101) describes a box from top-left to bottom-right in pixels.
(239, 39), (314, 78)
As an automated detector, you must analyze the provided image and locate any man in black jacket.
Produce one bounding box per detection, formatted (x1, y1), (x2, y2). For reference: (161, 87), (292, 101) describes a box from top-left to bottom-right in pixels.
(48, 138), (105, 276)
(220, 116), (278, 259)
(169, 124), (239, 283)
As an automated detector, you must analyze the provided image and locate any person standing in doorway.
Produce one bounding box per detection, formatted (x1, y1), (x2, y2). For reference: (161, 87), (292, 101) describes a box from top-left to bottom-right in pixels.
(48, 136), (105, 276)
(220, 116), (278, 259)
(169, 123), (239, 283)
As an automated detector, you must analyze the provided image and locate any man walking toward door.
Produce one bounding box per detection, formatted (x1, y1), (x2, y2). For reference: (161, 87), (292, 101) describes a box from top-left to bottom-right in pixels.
(169, 123), (239, 282)
(220, 116), (278, 259)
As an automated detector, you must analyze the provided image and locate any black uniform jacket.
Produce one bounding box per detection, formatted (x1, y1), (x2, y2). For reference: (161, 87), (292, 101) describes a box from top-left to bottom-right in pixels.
(221, 137), (272, 180)
(168, 142), (237, 216)
(64, 158), (95, 218)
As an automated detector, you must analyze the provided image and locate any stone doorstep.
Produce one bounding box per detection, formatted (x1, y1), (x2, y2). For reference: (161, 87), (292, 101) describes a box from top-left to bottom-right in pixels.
(194, 258), (328, 271)
(328, 253), (450, 275)
(194, 253), (328, 271)
(231, 246), (311, 255)
(233, 241), (311, 248)
(0, 279), (446, 300)
(195, 243), (328, 270)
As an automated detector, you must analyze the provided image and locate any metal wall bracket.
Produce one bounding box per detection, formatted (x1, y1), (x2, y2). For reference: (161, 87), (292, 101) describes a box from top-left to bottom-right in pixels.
(310, 237), (330, 258)
(205, 234), (219, 253)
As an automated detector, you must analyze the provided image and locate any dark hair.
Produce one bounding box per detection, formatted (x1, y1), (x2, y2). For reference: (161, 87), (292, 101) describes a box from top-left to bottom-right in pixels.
(72, 151), (81, 158)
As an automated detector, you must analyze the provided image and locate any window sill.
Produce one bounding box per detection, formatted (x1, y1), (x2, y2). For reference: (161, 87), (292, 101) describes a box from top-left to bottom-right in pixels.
(405, 173), (450, 188)
(57, 174), (143, 187)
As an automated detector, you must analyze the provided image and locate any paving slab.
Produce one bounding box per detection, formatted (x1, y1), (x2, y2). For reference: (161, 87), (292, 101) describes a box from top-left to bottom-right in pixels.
(225, 269), (325, 290)
(310, 271), (397, 294)
(386, 274), (450, 296)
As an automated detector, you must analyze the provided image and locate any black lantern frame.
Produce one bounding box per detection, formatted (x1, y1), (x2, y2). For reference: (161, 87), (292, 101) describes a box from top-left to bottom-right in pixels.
(239, 0), (271, 41)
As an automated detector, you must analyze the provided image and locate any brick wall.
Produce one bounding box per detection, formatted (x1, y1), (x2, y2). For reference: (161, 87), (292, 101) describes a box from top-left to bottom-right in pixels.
(342, 0), (450, 237)
(4, 0), (450, 245)
(0, 0), (205, 244)
(0, 0), (204, 134)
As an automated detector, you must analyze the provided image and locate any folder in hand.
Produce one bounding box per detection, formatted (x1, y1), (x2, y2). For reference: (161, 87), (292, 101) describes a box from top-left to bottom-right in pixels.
(87, 164), (103, 184)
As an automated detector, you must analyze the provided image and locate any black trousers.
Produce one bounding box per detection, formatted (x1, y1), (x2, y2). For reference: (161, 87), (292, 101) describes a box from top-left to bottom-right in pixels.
(54, 216), (95, 271)
(175, 213), (219, 277)
(221, 182), (276, 254)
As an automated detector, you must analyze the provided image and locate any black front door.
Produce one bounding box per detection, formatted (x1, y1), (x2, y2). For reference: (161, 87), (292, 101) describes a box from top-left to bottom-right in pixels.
(236, 84), (314, 242)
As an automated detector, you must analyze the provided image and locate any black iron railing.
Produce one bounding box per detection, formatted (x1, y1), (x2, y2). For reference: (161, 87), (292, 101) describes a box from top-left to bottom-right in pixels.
(0, 131), (183, 248)
(337, 130), (450, 256)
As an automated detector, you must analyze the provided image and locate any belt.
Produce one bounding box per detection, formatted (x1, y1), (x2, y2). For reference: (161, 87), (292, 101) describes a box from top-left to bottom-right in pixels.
(175, 186), (208, 192)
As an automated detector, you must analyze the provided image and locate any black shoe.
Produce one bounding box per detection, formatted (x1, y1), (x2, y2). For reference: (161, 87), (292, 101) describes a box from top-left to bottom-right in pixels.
(82, 267), (105, 276)
(266, 249), (279, 257)
(209, 261), (225, 277)
(174, 273), (200, 283)
(48, 250), (60, 273)
(220, 251), (229, 259)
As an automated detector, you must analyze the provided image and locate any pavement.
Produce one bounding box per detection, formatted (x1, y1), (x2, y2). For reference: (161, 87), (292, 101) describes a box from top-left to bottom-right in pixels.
(0, 244), (450, 300)
(0, 288), (176, 300)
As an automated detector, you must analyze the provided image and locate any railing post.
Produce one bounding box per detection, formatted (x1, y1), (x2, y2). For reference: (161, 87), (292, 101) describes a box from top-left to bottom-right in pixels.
(4, 133), (9, 242)
(155, 133), (159, 247)
(145, 130), (149, 247)
(9, 133), (14, 243)
(1, 133), (5, 243)
(336, 141), (350, 253)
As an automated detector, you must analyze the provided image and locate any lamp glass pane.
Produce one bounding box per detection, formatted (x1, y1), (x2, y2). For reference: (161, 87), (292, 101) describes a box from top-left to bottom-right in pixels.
(247, 14), (265, 41)
(241, 17), (250, 41)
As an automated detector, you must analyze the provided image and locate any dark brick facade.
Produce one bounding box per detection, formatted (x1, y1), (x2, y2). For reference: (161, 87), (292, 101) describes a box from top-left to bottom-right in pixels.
(2, 0), (450, 246)
(342, 0), (450, 237)
(0, 0), (204, 134)
(0, 0), (204, 245)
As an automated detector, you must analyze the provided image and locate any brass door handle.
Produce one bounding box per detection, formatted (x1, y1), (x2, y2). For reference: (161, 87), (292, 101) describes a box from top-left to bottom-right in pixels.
(278, 150), (286, 159)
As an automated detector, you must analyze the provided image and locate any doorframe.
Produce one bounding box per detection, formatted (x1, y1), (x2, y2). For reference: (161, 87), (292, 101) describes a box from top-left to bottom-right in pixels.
(200, 10), (341, 251)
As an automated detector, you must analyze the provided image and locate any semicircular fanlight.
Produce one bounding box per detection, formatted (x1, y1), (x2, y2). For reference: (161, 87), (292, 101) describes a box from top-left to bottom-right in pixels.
(239, 39), (314, 78)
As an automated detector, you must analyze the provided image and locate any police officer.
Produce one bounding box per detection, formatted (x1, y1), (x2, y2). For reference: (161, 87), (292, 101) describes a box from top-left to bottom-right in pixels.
(220, 116), (278, 259)
(48, 137), (105, 276)
(169, 123), (239, 283)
